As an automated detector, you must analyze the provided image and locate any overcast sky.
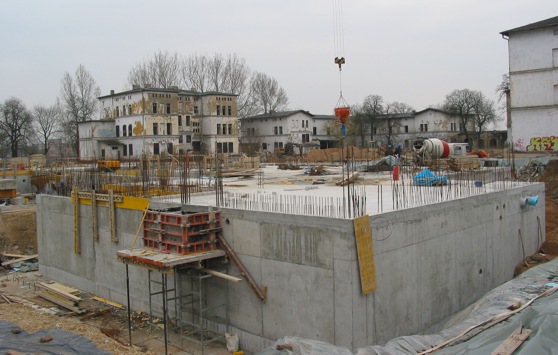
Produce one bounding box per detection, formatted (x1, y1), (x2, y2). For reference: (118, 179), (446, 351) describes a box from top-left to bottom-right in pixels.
(1, 1), (557, 117)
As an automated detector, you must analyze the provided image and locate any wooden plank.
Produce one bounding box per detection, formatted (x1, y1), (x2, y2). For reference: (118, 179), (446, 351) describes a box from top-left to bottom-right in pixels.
(202, 269), (243, 282)
(1, 254), (38, 266)
(1, 253), (28, 258)
(48, 282), (80, 296)
(354, 215), (377, 295)
(73, 188), (80, 254)
(39, 292), (83, 313)
(491, 326), (532, 355)
(37, 282), (82, 303)
(92, 296), (123, 309)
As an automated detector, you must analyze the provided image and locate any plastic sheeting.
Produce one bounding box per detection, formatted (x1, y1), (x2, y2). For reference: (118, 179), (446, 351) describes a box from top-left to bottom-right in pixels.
(413, 169), (448, 186)
(0, 320), (110, 354)
(358, 258), (558, 354)
(258, 258), (558, 355)
(257, 336), (353, 355)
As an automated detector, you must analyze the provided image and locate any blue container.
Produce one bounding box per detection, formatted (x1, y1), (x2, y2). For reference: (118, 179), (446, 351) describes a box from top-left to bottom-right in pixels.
(474, 180), (482, 187)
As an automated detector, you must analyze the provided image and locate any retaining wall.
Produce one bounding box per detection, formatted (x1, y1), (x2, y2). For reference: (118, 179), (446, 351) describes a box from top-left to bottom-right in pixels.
(36, 182), (545, 353)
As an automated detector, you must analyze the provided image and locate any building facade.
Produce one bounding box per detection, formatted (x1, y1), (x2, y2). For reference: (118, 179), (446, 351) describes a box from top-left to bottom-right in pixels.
(501, 16), (558, 152)
(79, 86), (239, 160)
(239, 110), (337, 154)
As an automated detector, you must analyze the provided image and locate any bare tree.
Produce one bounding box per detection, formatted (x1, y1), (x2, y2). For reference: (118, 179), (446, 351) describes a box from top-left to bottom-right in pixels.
(182, 54), (209, 92)
(443, 89), (479, 145)
(348, 104), (368, 148)
(382, 101), (414, 146)
(249, 72), (288, 114)
(33, 104), (62, 155)
(472, 93), (498, 147)
(59, 65), (101, 155)
(0, 98), (34, 157)
(361, 95), (384, 142)
(128, 51), (181, 88)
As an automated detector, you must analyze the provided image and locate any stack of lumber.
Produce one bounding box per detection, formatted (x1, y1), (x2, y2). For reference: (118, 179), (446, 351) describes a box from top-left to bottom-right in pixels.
(37, 282), (83, 313)
(448, 157), (481, 171)
(1, 254), (38, 267)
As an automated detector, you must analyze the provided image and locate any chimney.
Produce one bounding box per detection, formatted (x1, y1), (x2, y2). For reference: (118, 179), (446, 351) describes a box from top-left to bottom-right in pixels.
(110, 90), (115, 95)
(132, 84), (140, 90)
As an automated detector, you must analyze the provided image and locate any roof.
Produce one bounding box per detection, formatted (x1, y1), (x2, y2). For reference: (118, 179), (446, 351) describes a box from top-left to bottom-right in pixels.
(98, 87), (237, 100)
(414, 107), (453, 116)
(241, 110), (313, 121)
(500, 15), (558, 36)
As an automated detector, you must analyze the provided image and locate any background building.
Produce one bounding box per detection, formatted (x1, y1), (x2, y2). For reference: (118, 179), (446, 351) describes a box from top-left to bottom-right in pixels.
(79, 86), (239, 160)
(501, 16), (558, 152)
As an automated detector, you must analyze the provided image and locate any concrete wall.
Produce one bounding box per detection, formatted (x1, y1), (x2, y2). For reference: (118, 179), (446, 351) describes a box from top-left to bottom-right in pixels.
(36, 182), (545, 353)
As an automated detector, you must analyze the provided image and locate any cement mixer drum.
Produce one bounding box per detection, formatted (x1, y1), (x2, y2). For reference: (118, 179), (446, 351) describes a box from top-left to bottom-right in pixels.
(413, 138), (451, 159)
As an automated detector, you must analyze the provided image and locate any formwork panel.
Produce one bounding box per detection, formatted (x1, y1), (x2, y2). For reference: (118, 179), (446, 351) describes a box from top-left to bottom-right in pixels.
(142, 210), (222, 255)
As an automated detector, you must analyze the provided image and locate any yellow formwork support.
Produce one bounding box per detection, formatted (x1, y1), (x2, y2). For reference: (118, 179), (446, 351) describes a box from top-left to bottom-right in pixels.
(353, 215), (376, 295)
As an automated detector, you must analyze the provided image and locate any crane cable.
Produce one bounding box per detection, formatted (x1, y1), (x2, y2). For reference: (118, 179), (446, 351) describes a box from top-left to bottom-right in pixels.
(333, 0), (347, 107)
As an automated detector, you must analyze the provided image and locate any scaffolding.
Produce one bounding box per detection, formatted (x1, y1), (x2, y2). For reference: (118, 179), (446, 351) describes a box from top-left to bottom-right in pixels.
(118, 208), (250, 354)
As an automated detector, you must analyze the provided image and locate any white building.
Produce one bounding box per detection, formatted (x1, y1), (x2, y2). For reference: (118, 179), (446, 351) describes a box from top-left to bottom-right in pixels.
(501, 16), (558, 152)
(78, 86), (239, 160)
(240, 110), (337, 153)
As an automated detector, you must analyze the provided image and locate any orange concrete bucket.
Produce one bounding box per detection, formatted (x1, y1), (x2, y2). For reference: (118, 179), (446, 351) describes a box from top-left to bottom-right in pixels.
(335, 107), (350, 118)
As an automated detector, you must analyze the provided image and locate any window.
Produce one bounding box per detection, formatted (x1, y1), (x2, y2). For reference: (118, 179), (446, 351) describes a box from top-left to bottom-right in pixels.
(167, 143), (173, 154)
(194, 106), (198, 114)
(223, 142), (228, 153)
(216, 142), (222, 153)
(405, 125), (409, 133)
(152, 103), (157, 114)
(373, 127), (377, 134)
(279, 126), (283, 134)
(228, 124), (232, 135)
(153, 123), (158, 135)
(424, 124), (428, 132)
(179, 136), (183, 143)
(129, 144), (133, 156)
(178, 115), (182, 127)
(167, 123), (172, 135)
(123, 145), (127, 156)
(153, 143), (160, 155)
(228, 106), (232, 115)
(186, 116), (191, 126)
(116, 126), (120, 137)
(128, 105), (132, 115)
(166, 103), (171, 114)
(101, 149), (105, 158)
(302, 133), (310, 143)
(217, 105), (221, 115)
(228, 142), (233, 153)
(186, 135), (191, 143)
(123, 125), (127, 136)
(305, 120), (309, 128)
(128, 124), (132, 136)
(217, 124), (222, 135)
(123, 106), (126, 116)
(274, 126), (278, 135)
(116, 107), (120, 117)
(313, 127), (317, 135)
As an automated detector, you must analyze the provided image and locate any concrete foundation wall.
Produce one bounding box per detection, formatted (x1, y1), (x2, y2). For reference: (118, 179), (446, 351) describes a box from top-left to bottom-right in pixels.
(37, 183), (545, 353)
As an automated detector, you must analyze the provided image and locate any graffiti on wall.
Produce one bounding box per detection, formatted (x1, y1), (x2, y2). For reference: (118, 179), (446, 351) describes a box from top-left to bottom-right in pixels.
(526, 137), (558, 151)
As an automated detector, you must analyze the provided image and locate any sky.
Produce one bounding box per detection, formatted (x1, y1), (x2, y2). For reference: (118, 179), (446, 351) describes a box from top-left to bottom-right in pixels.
(1, 0), (558, 118)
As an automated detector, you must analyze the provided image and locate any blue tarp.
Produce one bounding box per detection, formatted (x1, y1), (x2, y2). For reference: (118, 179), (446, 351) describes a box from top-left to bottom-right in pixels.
(413, 169), (448, 186)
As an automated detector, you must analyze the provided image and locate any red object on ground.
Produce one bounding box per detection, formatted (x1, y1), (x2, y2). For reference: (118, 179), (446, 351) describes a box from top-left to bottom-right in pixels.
(393, 165), (399, 181)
